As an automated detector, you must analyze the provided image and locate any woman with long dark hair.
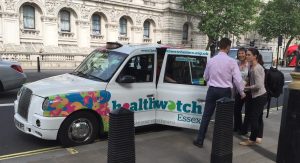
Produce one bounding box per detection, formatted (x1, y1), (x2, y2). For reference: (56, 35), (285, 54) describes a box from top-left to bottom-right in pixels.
(240, 48), (267, 146)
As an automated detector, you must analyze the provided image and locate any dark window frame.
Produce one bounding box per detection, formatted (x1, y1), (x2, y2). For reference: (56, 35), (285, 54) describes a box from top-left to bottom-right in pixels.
(23, 5), (35, 29)
(119, 17), (127, 36)
(182, 23), (189, 41)
(92, 14), (101, 35)
(143, 21), (150, 38)
(60, 10), (71, 32)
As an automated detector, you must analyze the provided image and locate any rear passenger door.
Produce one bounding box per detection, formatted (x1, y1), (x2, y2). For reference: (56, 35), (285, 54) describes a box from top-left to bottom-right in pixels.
(155, 50), (209, 129)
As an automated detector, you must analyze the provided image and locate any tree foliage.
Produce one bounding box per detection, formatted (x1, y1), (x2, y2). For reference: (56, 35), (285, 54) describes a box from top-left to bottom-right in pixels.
(181, 0), (260, 49)
(255, 0), (300, 52)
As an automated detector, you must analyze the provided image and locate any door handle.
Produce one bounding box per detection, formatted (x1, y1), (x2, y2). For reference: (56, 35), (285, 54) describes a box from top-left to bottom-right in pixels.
(197, 98), (205, 103)
(147, 94), (154, 98)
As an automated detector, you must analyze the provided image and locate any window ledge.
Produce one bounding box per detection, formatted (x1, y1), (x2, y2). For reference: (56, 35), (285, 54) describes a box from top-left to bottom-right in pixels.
(118, 36), (129, 41)
(20, 29), (40, 35)
(143, 38), (152, 43)
(144, 0), (156, 6)
(91, 34), (104, 39)
(58, 31), (75, 37)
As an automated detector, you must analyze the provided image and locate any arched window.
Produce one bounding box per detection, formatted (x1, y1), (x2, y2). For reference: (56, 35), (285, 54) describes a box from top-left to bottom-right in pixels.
(23, 5), (35, 29)
(60, 10), (70, 32)
(143, 21), (150, 38)
(92, 14), (101, 35)
(182, 23), (189, 41)
(119, 17), (127, 36)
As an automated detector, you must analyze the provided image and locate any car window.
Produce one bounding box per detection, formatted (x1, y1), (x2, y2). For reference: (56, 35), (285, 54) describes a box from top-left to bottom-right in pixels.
(228, 49), (237, 59)
(164, 55), (207, 85)
(73, 50), (127, 81)
(118, 54), (154, 83)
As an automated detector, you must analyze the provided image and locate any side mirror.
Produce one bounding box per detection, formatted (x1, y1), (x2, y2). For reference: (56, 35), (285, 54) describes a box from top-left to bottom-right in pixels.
(118, 75), (136, 83)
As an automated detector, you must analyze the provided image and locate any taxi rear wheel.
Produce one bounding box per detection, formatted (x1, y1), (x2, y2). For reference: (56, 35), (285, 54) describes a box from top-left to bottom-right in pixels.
(58, 112), (99, 147)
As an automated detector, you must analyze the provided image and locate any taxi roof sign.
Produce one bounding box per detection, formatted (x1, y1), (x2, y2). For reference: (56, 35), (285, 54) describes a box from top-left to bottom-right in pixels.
(106, 42), (123, 49)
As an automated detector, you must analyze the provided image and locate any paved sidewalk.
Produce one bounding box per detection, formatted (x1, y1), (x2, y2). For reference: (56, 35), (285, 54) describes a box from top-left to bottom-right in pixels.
(3, 108), (280, 163)
(277, 66), (294, 71)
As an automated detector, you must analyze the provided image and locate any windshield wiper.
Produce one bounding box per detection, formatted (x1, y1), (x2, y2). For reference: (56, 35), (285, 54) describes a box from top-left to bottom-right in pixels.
(71, 71), (105, 81)
(88, 74), (105, 81)
(71, 71), (88, 77)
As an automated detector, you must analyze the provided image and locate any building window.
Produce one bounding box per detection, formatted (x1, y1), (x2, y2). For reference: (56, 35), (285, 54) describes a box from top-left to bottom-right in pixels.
(92, 14), (101, 35)
(60, 10), (71, 32)
(23, 5), (35, 29)
(119, 17), (127, 36)
(182, 23), (189, 41)
(143, 21), (150, 38)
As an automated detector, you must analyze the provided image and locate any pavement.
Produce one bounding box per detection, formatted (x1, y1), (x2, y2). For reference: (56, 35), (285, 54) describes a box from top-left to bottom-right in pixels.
(277, 66), (294, 71)
(2, 107), (282, 163)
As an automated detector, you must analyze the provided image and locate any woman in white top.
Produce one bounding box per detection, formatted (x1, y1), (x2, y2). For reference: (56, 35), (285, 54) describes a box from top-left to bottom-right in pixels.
(234, 47), (250, 134)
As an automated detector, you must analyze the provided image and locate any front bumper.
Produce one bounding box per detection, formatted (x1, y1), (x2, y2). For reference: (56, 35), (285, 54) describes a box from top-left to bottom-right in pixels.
(14, 100), (65, 140)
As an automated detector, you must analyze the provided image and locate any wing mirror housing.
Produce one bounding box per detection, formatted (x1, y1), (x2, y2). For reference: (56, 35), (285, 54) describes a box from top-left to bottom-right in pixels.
(118, 75), (136, 83)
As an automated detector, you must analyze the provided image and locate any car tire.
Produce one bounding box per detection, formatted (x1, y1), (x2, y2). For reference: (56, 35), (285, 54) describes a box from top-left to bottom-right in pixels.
(58, 111), (99, 147)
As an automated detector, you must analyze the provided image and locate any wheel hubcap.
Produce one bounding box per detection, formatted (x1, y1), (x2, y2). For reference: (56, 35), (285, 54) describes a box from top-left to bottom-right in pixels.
(68, 118), (93, 143)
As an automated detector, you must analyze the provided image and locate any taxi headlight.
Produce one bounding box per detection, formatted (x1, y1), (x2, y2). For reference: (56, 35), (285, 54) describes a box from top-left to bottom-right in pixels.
(42, 98), (49, 111)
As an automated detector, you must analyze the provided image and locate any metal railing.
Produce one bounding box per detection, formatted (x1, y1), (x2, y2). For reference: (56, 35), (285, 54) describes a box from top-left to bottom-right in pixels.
(0, 52), (88, 69)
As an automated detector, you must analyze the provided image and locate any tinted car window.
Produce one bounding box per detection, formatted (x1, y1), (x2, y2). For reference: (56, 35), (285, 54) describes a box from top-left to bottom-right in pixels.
(118, 54), (154, 83)
(228, 49), (237, 59)
(164, 55), (207, 85)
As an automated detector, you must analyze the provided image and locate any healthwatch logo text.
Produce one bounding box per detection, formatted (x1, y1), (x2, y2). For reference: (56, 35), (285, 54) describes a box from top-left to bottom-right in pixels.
(111, 98), (202, 114)
(178, 114), (201, 124)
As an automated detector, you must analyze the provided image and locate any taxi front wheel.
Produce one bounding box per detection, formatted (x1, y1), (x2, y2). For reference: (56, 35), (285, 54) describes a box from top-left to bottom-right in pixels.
(58, 112), (99, 147)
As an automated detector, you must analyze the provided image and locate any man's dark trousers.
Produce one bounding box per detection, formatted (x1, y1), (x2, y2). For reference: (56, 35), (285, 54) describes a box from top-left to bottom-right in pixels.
(196, 86), (232, 144)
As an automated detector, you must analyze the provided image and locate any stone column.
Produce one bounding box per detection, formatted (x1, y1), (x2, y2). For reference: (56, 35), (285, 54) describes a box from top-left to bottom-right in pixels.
(76, 20), (90, 48)
(154, 29), (162, 44)
(41, 16), (58, 46)
(2, 12), (20, 45)
(131, 26), (143, 44)
(105, 23), (119, 42)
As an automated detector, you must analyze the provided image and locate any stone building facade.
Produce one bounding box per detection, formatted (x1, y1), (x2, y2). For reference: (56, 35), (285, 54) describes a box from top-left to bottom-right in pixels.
(0, 0), (278, 69)
(0, 0), (208, 53)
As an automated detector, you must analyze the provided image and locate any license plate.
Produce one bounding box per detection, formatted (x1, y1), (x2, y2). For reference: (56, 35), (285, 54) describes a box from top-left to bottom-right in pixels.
(15, 119), (24, 131)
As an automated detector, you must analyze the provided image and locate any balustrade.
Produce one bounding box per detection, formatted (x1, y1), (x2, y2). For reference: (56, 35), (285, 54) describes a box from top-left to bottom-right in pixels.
(0, 52), (87, 69)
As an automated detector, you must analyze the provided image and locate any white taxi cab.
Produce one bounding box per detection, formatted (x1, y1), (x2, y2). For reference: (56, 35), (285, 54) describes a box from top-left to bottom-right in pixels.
(14, 43), (210, 146)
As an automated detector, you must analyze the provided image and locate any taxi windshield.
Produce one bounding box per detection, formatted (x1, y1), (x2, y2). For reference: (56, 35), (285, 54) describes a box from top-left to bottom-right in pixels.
(73, 50), (127, 81)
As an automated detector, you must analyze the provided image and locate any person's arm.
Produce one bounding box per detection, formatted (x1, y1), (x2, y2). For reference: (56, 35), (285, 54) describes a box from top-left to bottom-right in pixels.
(203, 61), (210, 82)
(246, 66), (264, 91)
(232, 61), (245, 97)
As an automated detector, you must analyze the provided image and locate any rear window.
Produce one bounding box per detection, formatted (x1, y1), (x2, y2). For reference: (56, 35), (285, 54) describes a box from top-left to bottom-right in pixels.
(164, 55), (207, 86)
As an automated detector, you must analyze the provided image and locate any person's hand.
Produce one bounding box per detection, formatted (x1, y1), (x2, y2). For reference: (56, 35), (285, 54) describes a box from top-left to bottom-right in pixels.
(244, 86), (251, 91)
(240, 92), (246, 99)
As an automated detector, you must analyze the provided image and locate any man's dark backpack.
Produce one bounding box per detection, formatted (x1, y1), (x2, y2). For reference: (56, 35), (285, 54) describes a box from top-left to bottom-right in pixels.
(264, 67), (284, 118)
